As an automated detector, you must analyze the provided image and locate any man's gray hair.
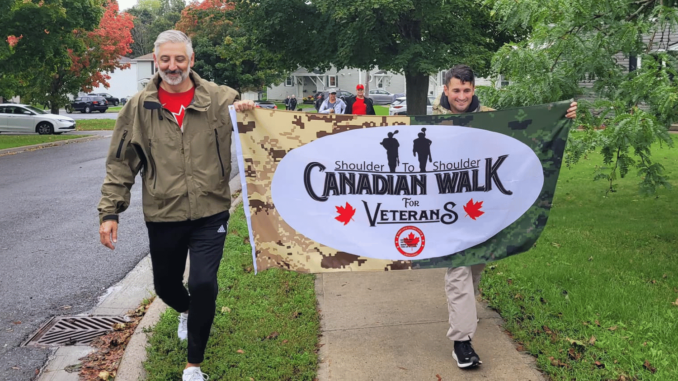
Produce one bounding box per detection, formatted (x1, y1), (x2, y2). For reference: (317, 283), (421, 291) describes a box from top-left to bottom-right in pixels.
(154, 30), (194, 57)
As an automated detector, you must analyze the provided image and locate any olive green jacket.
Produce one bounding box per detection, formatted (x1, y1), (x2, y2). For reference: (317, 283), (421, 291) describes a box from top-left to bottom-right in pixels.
(432, 93), (494, 115)
(98, 71), (239, 223)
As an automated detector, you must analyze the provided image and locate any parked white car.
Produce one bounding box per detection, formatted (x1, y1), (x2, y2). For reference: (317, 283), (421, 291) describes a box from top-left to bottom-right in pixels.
(0, 104), (75, 134)
(388, 97), (434, 116)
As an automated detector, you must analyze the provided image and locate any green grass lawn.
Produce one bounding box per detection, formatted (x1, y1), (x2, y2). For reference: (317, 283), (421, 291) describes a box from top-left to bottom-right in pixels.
(76, 119), (116, 131)
(374, 105), (389, 115)
(481, 134), (678, 380)
(144, 206), (319, 381)
(0, 134), (86, 150)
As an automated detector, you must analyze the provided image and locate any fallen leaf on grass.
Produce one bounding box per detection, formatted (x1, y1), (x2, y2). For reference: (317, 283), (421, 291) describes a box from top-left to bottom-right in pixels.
(643, 360), (656, 373)
(221, 306), (231, 313)
(567, 348), (581, 360)
(588, 256), (593, 261)
(507, 279), (513, 285)
(236, 349), (245, 354)
(282, 340), (288, 344)
(551, 242), (561, 248)
(594, 320), (600, 326)
(514, 293), (523, 300)
(292, 311), (301, 318)
(266, 332), (279, 340)
(589, 336), (596, 346)
(566, 337), (585, 347)
(672, 299), (678, 307)
(548, 357), (569, 368)
(608, 325), (618, 331)
(594, 361), (605, 368)
(543, 326), (553, 334)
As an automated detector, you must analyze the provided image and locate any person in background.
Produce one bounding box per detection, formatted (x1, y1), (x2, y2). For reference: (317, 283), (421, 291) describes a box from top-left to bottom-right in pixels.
(319, 89), (346, 114)
(344, 84), (375, 115)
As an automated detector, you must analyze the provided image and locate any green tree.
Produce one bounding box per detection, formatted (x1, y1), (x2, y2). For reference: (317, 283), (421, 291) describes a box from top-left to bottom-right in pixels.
(480, 0), (678, 194)
(17, 0), (133, 114)
(176, 0), (289, 92)
(127, 0), (186, 57)
(1, 0), (103, 100)
(238, 0), (521, 114)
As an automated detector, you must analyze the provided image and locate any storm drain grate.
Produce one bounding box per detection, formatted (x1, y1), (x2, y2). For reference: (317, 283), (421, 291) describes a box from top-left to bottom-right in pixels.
(24, 316), (128, 347)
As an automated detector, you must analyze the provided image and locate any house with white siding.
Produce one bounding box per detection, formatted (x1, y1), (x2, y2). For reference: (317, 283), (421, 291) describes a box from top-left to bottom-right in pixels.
(86, 53), (156, 99)
(267, 66), (498, 102)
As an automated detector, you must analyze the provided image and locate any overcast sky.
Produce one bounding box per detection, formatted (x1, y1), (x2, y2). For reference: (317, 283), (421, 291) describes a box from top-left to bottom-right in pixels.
(118, 0), (137, 11)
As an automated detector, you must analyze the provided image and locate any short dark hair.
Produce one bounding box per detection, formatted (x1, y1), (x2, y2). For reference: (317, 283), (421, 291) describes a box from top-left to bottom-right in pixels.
(444, 65), (475, 86)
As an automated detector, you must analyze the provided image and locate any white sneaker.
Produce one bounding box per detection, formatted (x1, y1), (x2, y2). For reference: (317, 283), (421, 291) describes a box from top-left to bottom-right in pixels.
(178, 312), (188, 341)
(182, 367), (209, 381)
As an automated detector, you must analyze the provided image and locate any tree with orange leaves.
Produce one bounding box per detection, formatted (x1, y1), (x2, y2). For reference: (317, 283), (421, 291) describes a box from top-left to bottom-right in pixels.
(16, 0), (133, 114)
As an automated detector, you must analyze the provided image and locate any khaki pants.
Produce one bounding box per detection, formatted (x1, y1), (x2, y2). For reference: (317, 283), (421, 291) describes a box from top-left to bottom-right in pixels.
(445, 264), (485, 341)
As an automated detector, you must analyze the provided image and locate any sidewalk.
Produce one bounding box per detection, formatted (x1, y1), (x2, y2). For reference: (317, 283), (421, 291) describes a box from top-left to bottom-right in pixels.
(315, 269), (544, 381)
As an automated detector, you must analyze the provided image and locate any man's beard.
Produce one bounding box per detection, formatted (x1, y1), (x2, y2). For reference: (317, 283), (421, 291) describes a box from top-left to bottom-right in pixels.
(159, 68), (190, 86)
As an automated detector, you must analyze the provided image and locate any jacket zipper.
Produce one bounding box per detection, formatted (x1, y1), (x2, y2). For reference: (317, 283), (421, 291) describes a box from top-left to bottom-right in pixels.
(115, 130), (128, 159)
(214, 129), (225, 177)
(148, 139), (157, 189)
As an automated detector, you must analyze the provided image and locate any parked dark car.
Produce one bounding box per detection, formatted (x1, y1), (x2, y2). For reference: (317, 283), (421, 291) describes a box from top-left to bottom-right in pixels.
(90, 93), (120, 106)
(67, 96), (108, 113)
(254, 100), (278, 110)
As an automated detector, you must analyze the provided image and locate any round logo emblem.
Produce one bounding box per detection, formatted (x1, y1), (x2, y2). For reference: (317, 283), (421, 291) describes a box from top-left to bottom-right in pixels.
(394, 226), (426, 257)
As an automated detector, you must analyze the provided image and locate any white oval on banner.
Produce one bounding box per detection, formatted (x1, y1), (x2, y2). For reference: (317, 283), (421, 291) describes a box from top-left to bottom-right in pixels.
(271, 125), (544, 260)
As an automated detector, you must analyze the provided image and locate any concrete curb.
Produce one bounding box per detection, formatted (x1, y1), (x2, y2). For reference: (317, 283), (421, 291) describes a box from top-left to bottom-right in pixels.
(0, 134), (105, 157)
(115, 175), (243, 381)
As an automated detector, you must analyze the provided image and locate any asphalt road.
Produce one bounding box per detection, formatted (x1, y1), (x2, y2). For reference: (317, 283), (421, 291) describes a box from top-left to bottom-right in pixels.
(0, 135), (239, 380)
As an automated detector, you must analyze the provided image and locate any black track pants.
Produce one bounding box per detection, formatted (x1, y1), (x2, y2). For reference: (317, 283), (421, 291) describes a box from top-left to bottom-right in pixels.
(146, 211), (230, 364)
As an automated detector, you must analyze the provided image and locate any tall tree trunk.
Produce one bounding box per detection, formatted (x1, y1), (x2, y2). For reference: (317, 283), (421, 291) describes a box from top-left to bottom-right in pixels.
(405, 71), (428, 115)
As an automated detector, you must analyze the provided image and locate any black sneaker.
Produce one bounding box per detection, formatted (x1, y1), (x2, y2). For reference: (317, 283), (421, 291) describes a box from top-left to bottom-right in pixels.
(453, 340), (481, 368)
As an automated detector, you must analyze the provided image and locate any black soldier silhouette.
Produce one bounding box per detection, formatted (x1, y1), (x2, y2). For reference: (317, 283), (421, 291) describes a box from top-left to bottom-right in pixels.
(412, 128), (432, 172)
(380, 130), (400, 173)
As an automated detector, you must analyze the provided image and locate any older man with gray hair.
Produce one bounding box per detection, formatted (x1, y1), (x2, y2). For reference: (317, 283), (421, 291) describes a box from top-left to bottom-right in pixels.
(97, 30), (254, 381)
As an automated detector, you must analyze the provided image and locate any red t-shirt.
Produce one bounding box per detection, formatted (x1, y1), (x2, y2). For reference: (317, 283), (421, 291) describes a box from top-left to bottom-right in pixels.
(158, 86), (195, 130)
(352, 97), (367, 115)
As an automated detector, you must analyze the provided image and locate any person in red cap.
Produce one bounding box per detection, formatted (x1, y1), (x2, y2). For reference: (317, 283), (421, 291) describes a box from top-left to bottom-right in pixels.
(344, 84), (375, 115)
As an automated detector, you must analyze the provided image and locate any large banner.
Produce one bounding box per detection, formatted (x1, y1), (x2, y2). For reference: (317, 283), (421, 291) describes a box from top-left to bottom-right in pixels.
(230, 102), (572, 273)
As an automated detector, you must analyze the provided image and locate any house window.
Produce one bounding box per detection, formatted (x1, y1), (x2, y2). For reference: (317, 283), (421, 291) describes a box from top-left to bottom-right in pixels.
(328, 75), (337, 87)
(629, 55), (637, 72)
(285, 76), (293, 86)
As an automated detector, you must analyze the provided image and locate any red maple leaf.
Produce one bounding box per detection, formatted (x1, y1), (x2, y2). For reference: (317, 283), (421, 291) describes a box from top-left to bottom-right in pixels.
(463, 199), (485, 220)
(335, 202), (356, 225)
(403, 232), (419, 247)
